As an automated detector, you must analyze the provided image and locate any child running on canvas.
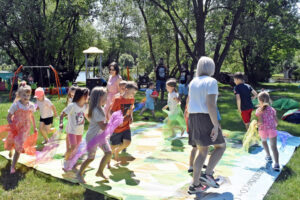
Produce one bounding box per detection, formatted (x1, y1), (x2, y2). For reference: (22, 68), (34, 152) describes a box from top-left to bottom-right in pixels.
(139, 82), (157, 118)
(34, 87), (57, 144)
(60, 87), (89, 171)
(256, 92), (280, 171)
(162, 78), (186, 137)
(77, 87), (110, 183)
(6, 85), (37, 174)
(233, 73), (257, 130)
(109, 81), (138, 164)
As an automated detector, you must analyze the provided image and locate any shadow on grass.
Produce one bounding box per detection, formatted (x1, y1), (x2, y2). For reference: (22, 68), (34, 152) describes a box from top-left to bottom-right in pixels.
(276, 166), (294, 182)
(84, 188), (117, 200)
(0, 162), (28, 190)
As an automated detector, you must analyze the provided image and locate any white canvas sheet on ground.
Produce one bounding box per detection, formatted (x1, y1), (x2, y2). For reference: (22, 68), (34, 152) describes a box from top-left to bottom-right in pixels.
(0, 122), (299, 200)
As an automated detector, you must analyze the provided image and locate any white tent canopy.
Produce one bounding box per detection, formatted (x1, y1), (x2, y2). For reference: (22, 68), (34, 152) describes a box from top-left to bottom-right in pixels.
(83, 47), (104, 80)
(83, 47), (104, 54)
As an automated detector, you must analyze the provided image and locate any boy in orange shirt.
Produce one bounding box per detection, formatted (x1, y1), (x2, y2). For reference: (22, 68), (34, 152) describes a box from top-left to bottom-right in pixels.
(109, 81), (138, 163)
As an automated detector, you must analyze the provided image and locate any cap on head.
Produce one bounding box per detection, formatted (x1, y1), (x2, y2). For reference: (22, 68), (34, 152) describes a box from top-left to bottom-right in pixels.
(34, 87), (45, 99)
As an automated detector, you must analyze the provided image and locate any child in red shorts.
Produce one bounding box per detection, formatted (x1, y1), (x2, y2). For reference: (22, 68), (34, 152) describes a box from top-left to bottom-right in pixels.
(233, 73), (257, 130)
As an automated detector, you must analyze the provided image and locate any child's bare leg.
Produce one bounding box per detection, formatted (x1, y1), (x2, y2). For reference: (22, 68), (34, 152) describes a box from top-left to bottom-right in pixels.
(11, 151), (20, 173)
(139, 107), (146, 115)
(151, 110), (155, 118)
(270, 137), (279, 165)
(108, 145), (118, 167)
(96, 151), (112, 179)
(45, 124), (55, 134)
(262, 140), (271, 157)
(77, 158), (94, 183)
(245, 123), (250, 130)
(65, 145), (76, 161)
(40, 122), (49, 142)
(9, 150), (13, 158)
(115, 140), (131, 162)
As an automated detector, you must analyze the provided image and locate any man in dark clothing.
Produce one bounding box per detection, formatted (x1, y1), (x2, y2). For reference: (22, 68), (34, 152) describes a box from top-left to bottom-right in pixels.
(155, 58), (168, 101)
(178, 64), (190, 101)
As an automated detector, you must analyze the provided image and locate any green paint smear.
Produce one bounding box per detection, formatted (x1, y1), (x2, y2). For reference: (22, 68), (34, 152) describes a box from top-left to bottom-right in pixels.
(53, 154), (64, 159)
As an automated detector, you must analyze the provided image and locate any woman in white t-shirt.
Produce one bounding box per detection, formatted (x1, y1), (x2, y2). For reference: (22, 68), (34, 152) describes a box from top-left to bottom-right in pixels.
(187, 57), (226, 194)
(34, 87), (57, 144)
(59, 87), (89, 171)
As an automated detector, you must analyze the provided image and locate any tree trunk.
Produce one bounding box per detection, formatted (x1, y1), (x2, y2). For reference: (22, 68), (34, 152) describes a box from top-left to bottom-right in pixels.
(174, 29), (181, 69)
(214, 0), (246, 78)
(137, 0), (156, 69)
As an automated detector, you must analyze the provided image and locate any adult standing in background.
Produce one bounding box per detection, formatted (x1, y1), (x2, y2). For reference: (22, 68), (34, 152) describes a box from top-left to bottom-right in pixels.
(178, 63), (190, 102)
(104, 62), (122, 119)
(155, 58), (168, 102)
(188, 56), (226, 194)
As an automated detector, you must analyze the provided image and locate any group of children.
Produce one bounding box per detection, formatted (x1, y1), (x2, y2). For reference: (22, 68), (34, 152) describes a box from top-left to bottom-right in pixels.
(4, 71), (280, 187)
(233, 73), (279, 171)
(6, 80), (139, 183)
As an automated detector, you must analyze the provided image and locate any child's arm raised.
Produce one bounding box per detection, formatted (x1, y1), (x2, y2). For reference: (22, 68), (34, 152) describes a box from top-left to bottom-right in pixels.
(235, 94), (242, 113)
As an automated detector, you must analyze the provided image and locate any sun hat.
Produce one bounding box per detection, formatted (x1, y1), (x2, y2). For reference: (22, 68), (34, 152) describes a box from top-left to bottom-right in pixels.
(34, 87), (45, 98)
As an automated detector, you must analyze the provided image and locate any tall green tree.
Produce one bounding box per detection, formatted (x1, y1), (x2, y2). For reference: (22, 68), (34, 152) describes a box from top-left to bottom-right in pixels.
(236, 0), (300, 83)
(0, 0), (98, 84)
(148, 0), (247, 78)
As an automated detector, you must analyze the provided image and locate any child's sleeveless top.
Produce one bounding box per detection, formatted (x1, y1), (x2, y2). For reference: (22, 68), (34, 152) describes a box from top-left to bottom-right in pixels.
(255, 106), (277, 131)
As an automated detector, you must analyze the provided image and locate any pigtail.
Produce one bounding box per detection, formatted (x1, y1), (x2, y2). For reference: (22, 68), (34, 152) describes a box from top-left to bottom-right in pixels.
(258, 91), (271, 112)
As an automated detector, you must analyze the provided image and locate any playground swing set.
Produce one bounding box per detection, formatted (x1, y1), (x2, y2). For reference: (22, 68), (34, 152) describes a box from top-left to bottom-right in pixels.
(9, 65), (62, 101)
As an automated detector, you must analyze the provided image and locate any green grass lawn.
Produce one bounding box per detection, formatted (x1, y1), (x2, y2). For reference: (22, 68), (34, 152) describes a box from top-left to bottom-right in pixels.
(0, 82), (299, 199)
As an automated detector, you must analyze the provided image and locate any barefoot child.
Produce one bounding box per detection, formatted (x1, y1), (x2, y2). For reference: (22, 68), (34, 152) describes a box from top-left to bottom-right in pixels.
(65, 86), (77, 152)
(6, 85), (37, 173)
(256, 92), (280, 171)
(77, 87), (111, 183)
(162, 78), (186, 137)
(60, 87), (89, 171)
(109, 81), (138, 163)
(233, 72), (257, 130)
(139, 82), (157, 118)
(34, 87), (57, 144)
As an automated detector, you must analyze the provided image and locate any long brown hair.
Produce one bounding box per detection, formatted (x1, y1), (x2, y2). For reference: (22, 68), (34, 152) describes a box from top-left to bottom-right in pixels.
(258, 91), (271, 111)
(88, 87), (107, 119)
(72, 87), (89, 103)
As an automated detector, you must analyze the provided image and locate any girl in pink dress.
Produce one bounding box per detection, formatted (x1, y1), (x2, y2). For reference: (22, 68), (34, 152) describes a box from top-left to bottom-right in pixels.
(6, 85), (37, 174)
(256, 91), (280, 171)
(104, 62), (122, 119)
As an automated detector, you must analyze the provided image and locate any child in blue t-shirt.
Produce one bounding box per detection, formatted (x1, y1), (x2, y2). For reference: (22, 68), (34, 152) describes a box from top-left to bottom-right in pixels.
(233, 72), (257, 130)
(139, 82), (157, 118)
